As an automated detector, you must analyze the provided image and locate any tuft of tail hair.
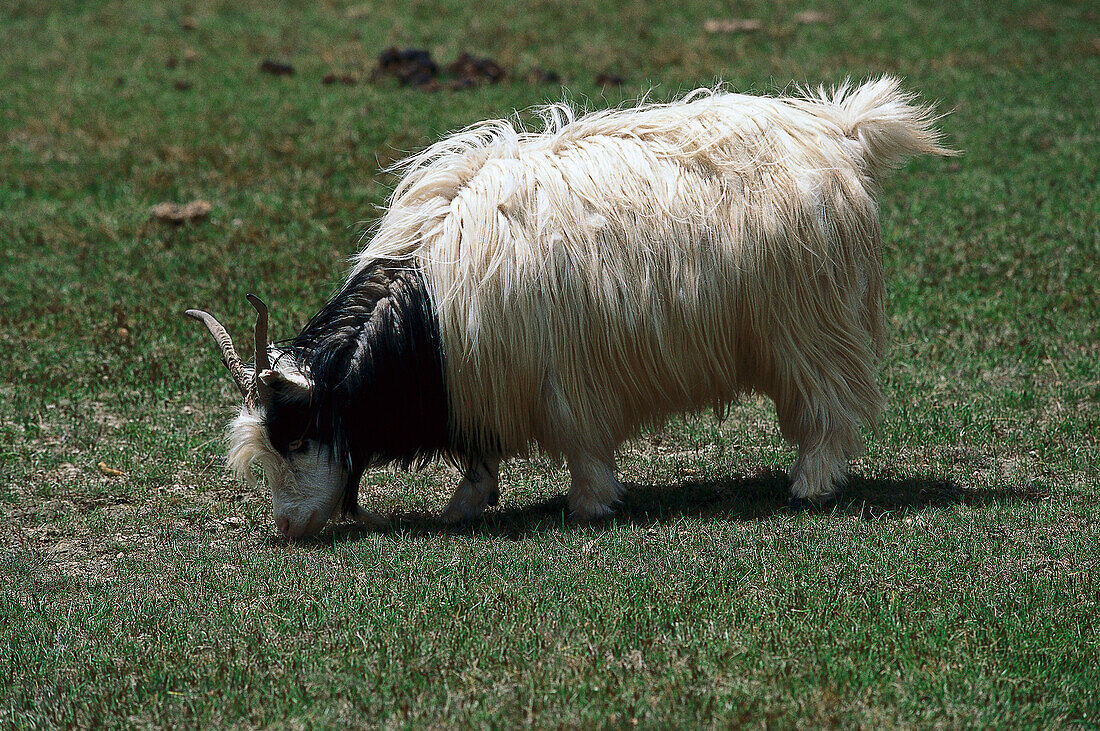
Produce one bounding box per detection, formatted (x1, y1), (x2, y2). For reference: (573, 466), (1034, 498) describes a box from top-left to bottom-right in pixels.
(809, 76), (958, 175)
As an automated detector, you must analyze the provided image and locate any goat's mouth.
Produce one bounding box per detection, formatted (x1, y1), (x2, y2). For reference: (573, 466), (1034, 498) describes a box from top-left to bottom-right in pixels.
(276, 509), (331, 539)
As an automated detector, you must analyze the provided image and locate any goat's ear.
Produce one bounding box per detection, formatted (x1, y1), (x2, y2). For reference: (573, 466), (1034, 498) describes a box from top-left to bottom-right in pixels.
(257, 369), (311, 398)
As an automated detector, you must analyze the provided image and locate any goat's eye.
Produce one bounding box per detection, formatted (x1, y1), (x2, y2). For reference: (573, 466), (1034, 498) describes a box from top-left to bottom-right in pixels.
(288, 439), (303, 452)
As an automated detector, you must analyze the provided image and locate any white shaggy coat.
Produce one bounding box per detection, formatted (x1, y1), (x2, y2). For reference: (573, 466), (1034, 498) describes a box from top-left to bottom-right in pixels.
(349, 76), (950, 513)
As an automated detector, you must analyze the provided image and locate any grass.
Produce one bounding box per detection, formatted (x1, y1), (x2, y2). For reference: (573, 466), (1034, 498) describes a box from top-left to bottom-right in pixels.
(2, 0), (1098, 726)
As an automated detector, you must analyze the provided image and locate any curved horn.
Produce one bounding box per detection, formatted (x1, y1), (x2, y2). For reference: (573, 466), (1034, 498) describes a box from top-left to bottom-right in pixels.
(185, 308), (250, 396)
(246, 294), (270, 373)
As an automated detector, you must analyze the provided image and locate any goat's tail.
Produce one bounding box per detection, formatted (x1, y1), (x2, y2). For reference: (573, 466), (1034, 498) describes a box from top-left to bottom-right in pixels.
(810, 76), (958, 174)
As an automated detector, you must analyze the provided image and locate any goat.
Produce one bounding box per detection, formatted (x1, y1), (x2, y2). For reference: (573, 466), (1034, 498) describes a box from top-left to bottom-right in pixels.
(187, 76), (953, 537)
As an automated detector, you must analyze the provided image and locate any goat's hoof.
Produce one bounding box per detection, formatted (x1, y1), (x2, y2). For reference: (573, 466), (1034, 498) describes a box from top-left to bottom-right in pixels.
(353, 510), (390, 530)
(441, 508), (467, 524)
(442, 503), (484, 524)
(569, 501), (618, 523)
(787, 495), (834, 512)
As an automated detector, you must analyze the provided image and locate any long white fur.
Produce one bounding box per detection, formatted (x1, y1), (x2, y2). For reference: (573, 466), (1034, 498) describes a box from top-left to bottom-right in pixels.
(350, 76), (951, 498)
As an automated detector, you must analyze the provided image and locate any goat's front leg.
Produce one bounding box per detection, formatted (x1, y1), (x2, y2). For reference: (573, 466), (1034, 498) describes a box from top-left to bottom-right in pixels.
(350, 506), (390, 530)
(566, 451), (624, 521)
(442, 458), (501, 523)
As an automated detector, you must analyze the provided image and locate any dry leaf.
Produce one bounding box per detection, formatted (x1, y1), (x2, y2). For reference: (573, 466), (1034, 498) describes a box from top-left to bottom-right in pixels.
(98, 462), (125, 477)
(704, 18), (762, 33)
(150, 200), (212, 223)
(794, 10), (832, 24)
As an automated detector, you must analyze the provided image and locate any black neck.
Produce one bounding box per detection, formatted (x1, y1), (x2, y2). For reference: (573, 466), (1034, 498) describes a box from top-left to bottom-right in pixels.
(288, 262), (453, 474)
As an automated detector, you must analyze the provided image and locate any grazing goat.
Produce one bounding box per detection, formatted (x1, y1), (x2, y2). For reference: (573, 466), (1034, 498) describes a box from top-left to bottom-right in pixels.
(187, 76), (952, 537)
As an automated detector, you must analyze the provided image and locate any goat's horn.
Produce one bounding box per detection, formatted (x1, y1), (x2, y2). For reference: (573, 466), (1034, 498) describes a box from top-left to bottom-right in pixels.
(185, 309), (250, 396)
(246, 294), (270, 374)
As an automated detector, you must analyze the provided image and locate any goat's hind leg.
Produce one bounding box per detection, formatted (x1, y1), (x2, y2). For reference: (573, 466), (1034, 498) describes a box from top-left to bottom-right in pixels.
(442, 458), (501, 523)
(787, 427), (849, 510)
(776, 384), (874, 510)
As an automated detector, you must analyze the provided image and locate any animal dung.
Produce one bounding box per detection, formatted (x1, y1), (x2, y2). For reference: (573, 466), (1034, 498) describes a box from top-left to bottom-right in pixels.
(259, 59), (295, 76)
(373, 48), (512, 90)
(374, 47), (438, 87)
(526, 67), (561, 85)
(322, 73), (357, 85)
(445, 53), (505, 86)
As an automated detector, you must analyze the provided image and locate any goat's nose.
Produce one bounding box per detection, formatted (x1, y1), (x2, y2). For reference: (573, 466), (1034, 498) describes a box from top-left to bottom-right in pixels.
(276, 516), (291, 537)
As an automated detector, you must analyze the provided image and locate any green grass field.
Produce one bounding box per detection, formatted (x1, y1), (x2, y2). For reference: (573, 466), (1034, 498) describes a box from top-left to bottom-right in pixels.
(2, 0), (1098, 726)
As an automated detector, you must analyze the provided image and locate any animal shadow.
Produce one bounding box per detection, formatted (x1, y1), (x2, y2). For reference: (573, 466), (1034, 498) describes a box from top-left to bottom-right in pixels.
(316, 469), (1046, 543)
